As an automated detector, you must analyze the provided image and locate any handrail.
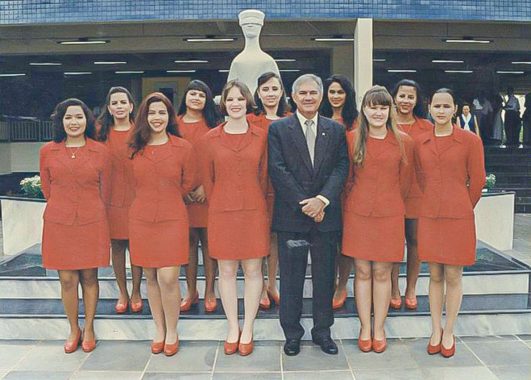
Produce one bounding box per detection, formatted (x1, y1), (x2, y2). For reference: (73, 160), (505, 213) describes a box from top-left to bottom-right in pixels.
(0, 120), (53, 142)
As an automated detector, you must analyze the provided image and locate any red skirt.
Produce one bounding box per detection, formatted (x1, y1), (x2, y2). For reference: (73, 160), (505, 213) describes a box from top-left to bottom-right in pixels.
(108, 205), (129, 240)
(342, 213), (404, 262)
(42, 219), (110, 270)
(418, 216), (476, 266)
(129, 219), (189, 268)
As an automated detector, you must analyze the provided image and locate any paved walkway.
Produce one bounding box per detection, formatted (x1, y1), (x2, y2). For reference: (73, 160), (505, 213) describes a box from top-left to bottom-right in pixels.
(0, 335), (530, 379)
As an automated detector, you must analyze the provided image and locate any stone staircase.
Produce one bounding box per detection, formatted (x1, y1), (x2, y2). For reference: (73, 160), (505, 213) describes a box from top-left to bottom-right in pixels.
(1, 242), (530, 341)
(485, 146), (531, 213)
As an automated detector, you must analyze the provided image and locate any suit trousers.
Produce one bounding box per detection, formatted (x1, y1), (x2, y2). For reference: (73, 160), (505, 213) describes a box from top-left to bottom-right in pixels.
(504, 110), (521, 146)
(278, 228), (338, 341)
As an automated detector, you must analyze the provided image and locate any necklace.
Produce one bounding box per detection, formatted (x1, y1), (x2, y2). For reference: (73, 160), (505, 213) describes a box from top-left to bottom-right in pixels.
(69, 147), (81, 159)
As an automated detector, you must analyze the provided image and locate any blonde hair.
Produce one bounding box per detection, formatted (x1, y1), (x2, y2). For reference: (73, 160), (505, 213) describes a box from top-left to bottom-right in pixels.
(353, 85), (407, 165)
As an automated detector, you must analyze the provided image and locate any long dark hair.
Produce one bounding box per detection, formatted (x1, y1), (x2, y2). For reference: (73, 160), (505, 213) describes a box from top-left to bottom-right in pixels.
(51, 98), (96, 143)
(320, 74), (358, 130)
(129, 92), (180, 158)
(430, 88), (456, 104)
(177, 80), (221, 129)
(253, 72), (290, 117)
(353, 85), (406, 166)
(96, 86), (135, 141)
(391, 79), (426, 118)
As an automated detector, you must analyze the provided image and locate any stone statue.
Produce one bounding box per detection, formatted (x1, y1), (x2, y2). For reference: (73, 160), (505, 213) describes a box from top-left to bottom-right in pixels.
(227, 9), (281, 95)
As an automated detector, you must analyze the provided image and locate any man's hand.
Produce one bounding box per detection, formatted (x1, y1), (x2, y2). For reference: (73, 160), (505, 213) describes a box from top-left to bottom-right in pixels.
(313, 210), (325, 223)
(299, 197), (325, 218)
(191, 185), (206, 203)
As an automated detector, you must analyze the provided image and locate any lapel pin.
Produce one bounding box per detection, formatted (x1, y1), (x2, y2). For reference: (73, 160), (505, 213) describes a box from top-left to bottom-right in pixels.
(322, 132), (326, 136)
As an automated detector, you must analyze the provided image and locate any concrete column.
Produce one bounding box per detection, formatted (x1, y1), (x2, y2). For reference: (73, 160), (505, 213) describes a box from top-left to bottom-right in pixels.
(354, 18), (373, 106)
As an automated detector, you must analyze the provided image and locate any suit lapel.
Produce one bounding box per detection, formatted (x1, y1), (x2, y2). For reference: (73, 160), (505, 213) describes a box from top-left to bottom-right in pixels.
(313, 116), (331, 176)
(437, 126), (463, 156)
(287, 115), (313, 175)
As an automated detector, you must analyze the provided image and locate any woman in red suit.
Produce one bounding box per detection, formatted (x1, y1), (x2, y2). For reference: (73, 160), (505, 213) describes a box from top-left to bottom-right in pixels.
(177, 80), (222, 313)
(342, 86), (414, 353)
(128, 93), (197, 356)
(248, 72), (290, 310)
(40, 98), (111, 353)
(199, 80), (269, 356)
(416, 88), (485, 358)
(390, 79), (433, 310)
(320, 74), (359, 310)
(96, 86), (143, 314)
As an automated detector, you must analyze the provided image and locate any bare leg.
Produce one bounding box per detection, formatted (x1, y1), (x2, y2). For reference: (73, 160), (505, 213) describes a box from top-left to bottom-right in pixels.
(129, 242), (143, 304)
(334, 246), (353, 303)
(144, 268), (166, 342)
(157, 266), (181, 344)
(442, 265), (463, 348)
(372, 262), (393, 341)
(241, 258), (263, 343)
(428, 263), (444, 346)
(354, 259), (372, 340)
(199, 228), (217, 301)
(111, 240), (129, 304)
(79, 268), (99, 342)
(183, 229), (199, 300)
(267, 232), (280, 299)
(58, 270), (80, 341)
(218, 260), (240, 343)
(405, 219), (420, 300)
(390, 263), (401, 299)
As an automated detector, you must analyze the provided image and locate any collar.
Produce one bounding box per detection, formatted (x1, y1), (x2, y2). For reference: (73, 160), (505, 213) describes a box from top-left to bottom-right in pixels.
(49, 138), (100, 152)
(296, 110), (318, 129)
(419, 125), (464, 144)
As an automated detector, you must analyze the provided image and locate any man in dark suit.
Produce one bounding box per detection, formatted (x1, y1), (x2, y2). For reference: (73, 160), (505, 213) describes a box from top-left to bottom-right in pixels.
(268, 74), (349, 356)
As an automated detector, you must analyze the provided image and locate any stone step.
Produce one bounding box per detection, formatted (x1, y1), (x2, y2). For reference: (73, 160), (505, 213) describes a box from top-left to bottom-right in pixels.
(0, 294), (530, 340)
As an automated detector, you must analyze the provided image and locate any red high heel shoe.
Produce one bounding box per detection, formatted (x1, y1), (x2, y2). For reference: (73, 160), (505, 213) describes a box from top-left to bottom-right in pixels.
(82, 332), (97, 353)
(405, 296), (418, 310)
(224, 331), (241, 355)
(64, 328), (82, 354)
(204, 297), (217, 313)
(151, 340), (164, 354)
(389, 297), (402, 310)
(372, 334), (387, 353)
(441, 334), (456, 358)
(332, 289), (347, 310)
(259, 292), (271, 310)
(357, 329), (372, 353)
(267, 289), (280, 306)
(164, 338), (179, 357)
(180, 291), (199, 312)
(130, 299), (143, 313)
(238, 335), (254, 356)
(114, 299), (128, 314)
(427, 329), (443, 355)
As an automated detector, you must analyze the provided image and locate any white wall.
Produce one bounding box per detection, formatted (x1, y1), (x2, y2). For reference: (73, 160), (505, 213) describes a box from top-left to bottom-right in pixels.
(0, 144), (12, 175)
(9, 142), (43, 172)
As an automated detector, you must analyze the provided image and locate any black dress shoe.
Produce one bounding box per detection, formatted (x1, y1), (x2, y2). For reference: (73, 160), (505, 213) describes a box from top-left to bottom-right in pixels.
(312, 336), (338, 355)
(284, 339), (301, 356)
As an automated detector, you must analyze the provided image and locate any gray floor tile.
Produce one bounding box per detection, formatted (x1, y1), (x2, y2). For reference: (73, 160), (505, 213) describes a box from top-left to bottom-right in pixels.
(408, 338), (481, 368)
(12, 342), (86, 371)
(213, 373), (281, 380)
(459, 335), (518, 343)
(214, 342), (280, 372)
(342, 339), (418, 370)
(3, 371), (72, 380)
(282, 345), (349, 372)
(71, 371), (143, 379)
(420, 366), (498, 380)
(466, 340), (531, 365)
(489, 365), (531, 380)
(352, 368), (424, 380)
(143, 374), (212, 380)
(284, 370), (353, 380)
(80, 341), (151, 371)
(0, 343), (35, 370)
(146, 341), (217, 372)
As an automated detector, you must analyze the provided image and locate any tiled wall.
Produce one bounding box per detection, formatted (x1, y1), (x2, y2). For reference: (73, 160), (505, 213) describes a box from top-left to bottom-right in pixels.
(0, 0), (529, 24)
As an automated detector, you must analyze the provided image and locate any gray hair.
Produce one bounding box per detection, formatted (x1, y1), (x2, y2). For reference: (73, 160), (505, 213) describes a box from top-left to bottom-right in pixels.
(292, 74), (323, 95)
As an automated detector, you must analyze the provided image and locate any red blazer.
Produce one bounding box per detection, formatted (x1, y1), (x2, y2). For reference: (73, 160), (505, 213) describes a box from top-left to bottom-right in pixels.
(40, 138), (111, 225)
(415, 126), (486, 218)
(344, 129), (414, 217)
(129, 135), (197, 223)
(199, 124), (268, 213)
(105, 128), (135, 208)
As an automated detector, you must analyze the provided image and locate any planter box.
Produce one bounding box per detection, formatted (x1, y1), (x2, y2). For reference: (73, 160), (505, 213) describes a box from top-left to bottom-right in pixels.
(0, 196), (45, 256)
(475, 191), (515, 251)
